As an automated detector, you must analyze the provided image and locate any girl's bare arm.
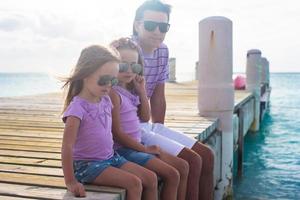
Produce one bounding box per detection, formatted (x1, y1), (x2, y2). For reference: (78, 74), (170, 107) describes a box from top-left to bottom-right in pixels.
(134, 75), (150, 122)
(61, 116), (86, 197)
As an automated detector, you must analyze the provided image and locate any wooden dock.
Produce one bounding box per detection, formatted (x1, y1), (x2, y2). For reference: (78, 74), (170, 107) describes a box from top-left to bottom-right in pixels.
(0, 81), (254, 199)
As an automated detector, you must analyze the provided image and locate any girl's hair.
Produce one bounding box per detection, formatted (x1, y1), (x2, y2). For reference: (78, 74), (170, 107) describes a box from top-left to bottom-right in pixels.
(62, 45), (120, 112)
(133, 0), (171, 36)
(110, 37), (144, 75)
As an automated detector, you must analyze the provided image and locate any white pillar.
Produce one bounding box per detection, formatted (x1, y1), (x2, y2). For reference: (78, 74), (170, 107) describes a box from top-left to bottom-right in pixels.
(266, 58), (270, 85)
(260, 57), (268, 85)
(168, 57), (176, 82)
(246, 49), (261, 131)
(266, 59), (270, 86)
(195, 61), (199, 80)
(198, 16), (234, 200)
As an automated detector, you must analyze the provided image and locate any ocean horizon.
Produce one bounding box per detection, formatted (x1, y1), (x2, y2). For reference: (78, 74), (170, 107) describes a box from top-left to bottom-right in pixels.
(0, 72), (62, 98)
(0, 71), (199, 97)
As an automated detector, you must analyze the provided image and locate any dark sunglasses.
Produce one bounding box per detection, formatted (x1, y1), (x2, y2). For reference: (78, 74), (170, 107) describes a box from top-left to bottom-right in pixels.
(119, 63), (142, 74)
(97, 75), (118, 86)
(143, 20), (170, 33)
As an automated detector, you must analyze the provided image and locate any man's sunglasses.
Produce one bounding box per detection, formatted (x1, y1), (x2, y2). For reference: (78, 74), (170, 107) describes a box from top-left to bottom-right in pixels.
(119, 63), (142, 74)
(143, 21), (170, 33)
(97, 75), (118, 86)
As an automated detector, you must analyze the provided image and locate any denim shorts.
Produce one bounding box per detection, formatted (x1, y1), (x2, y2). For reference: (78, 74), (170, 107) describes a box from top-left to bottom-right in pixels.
(73, 154), (127, 184)
(116, 147), (155, 166)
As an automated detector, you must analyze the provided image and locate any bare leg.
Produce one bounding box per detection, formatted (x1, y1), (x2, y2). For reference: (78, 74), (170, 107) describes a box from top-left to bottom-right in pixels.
(144, 158), (180, 200)
(191, 142), (214, 200)
(178, 147), (202, 200)
(120, 162), (158, 200)
(159, 150), (189, 200)
(92, 166), (142, 200)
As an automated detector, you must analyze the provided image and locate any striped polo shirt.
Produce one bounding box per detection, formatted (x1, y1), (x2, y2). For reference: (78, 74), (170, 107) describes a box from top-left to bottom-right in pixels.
(132, 37), (170, 98)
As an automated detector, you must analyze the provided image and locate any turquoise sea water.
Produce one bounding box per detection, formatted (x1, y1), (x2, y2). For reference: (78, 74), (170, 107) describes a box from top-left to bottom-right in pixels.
(1, 72), (299, 199)
(234, 73), (300, 199)
(0, 73), (61, 97)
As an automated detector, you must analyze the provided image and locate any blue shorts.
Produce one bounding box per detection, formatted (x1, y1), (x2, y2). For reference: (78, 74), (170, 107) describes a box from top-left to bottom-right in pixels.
(116, 147), (155, 166)
(73, 154), (127, 184)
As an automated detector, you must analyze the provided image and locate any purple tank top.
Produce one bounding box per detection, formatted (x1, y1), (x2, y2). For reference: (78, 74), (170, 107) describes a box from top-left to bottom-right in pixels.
(112, 86), (142, 149)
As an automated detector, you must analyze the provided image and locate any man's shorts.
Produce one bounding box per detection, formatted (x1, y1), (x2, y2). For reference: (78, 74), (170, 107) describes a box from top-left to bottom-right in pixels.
(140, 122), (197, 156)
(73, 154), (127, 184)
(116, 147), (155, 166)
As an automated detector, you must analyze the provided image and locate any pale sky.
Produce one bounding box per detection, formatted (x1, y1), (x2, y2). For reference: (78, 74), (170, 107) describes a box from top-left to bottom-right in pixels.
(0, 0), (299, 80)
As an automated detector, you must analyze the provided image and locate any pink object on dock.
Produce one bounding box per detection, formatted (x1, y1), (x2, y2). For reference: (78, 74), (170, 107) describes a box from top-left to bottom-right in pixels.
(234, 75), (246, 90)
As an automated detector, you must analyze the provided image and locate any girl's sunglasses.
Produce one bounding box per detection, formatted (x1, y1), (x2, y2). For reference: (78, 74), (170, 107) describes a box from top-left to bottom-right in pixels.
(143, 20), (170, 33)
(119, 63), (142, 74)
(97, 75), (118, 86)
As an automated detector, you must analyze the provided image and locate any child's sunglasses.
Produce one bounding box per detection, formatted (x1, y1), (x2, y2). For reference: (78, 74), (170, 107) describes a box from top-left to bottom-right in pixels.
(143, 20), (170, 33)
(119, 63), (142, 74)
(97, 75), (118, 86)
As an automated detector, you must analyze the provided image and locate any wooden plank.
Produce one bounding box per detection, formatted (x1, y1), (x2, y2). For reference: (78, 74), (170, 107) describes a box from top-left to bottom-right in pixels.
(0, 163), (63, 176)
(0, 164), (125, 200)
(0, 182), (120, 200)
(0, 130), (63, 138)
(0, 121), (63, 129)
(0, 155), (60, 167)
(0, 171), (67, 187)
(0, 115), (61, 121)
(0, 135), (62, 143)
(0, 149), (60, 160)
(0, 195), (35, 200)
(0, 140), (61, 148)
(0, 144), (61, 153)
(0, 172), (125, 198)
(0, 125), (63, 132)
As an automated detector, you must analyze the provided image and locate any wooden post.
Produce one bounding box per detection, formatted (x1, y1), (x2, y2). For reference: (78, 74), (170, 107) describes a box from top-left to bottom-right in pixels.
(237, 107), (244, 178)
(198, 16), (234, 200)
(168, 57), (176, 82)
(246, 49), (261, 131)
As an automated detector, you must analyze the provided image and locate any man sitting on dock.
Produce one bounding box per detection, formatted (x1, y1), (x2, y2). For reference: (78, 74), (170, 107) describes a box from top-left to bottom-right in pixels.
(131, 1), (215, 199)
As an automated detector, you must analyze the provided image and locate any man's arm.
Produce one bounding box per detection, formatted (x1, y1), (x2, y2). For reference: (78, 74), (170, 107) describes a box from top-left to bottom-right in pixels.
(150, 83), (166, 124)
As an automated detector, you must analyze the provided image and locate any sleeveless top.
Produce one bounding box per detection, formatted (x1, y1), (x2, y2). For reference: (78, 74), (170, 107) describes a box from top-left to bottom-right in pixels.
(112, 86), (142, 149)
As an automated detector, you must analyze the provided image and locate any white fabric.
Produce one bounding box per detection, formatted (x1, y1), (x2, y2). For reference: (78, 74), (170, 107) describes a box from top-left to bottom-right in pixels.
(140, 122), (196, 156)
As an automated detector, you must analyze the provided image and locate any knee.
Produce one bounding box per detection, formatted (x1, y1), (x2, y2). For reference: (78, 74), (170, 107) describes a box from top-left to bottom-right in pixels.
(164, 166), (180, 186)
(193, 142), (215, 172)
(177, 159), (189, 179)
(189, 152), (203, 171)
(127, 176), (143, 192)
(144, 171), (158, 190)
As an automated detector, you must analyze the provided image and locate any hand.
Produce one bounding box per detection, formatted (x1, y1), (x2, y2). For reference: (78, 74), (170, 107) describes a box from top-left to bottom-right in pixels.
(66, 180), (86, 197)
(133, 75), (146, 95)
(144, 145), (160, 155)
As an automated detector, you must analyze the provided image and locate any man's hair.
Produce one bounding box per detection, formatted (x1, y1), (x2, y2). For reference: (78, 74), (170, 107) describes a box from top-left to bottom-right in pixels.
(133, 0), (171, 35)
